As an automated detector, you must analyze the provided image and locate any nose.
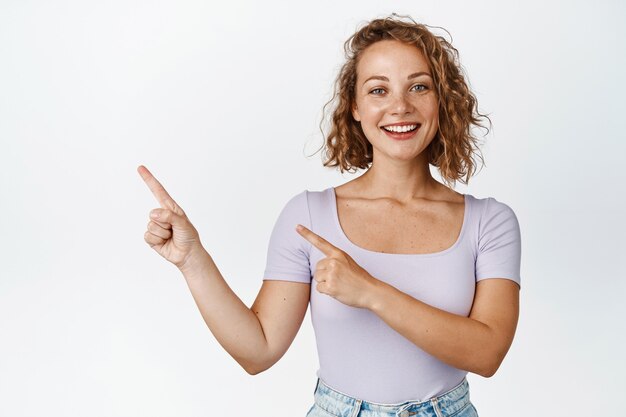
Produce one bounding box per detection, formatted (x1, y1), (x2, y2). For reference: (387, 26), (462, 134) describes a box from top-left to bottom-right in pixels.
(389, 92), (414, 115)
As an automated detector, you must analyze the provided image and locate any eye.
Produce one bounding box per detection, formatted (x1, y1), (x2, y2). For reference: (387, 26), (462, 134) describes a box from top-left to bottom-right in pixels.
(411, 84), (428, 92)
(369, 88), (386, 95)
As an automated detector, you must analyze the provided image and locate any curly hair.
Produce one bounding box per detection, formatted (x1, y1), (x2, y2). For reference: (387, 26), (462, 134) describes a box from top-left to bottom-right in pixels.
(316, 14), (490, 188)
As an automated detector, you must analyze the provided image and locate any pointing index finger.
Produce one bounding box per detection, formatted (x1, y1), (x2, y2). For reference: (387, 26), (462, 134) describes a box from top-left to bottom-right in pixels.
(296, 224), (340, 257)
(137, 165), (178, 210)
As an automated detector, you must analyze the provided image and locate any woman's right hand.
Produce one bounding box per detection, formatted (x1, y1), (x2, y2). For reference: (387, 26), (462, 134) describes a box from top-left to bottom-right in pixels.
(138, 165), (204, 270)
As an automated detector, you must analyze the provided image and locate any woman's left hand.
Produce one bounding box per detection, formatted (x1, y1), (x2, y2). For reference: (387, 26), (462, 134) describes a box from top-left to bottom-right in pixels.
(296, 224), (380, 309)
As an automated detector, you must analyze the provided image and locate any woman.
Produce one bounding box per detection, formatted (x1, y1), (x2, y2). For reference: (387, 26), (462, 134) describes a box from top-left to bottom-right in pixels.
(138, 15), (521, 417)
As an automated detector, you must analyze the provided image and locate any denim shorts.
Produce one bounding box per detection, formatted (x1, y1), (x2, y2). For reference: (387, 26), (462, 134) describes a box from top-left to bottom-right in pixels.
(305, 377), (479, 417)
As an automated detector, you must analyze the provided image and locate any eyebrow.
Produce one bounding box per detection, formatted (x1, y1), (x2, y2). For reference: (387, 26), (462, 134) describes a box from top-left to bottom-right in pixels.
(363, 72), (432, 84)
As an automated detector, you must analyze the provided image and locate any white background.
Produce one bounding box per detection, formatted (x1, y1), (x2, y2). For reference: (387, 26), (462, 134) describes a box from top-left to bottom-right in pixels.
(1, 1), (625, 416)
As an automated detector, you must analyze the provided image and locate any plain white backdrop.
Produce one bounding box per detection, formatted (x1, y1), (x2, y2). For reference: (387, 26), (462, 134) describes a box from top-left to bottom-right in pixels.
(1, 0), (624, 416)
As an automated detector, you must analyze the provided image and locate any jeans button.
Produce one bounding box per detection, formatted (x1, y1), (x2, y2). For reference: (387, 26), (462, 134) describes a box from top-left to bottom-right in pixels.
(399, 411), (409, 417)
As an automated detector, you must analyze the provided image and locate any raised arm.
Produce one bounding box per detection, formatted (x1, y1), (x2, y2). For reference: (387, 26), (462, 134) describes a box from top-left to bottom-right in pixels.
(138, 165), (309, 374)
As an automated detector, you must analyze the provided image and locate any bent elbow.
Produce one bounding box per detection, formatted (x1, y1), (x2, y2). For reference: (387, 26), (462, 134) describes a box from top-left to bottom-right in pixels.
(244, 366), (263, 376)
(241, 358), (274, 376)
(475, 355), (505, 378)
(477, 364), (498, 378)
(241, 361), (268, 375)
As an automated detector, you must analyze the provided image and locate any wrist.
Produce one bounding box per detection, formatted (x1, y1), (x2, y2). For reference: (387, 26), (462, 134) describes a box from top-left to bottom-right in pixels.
(178, 244), (212, 279)
(363, 275), (391, 311)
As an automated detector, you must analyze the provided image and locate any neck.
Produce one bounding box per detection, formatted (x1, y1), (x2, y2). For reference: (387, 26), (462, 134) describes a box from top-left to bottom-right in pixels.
(358, 153), (441, 203)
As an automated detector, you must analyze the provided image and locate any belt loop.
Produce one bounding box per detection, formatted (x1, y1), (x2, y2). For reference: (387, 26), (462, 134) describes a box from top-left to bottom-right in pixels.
(350, 399), (362, 417)
(313, 377), (320, 394)
(431, 397), (444, 417)
(396, 405), (411, 417)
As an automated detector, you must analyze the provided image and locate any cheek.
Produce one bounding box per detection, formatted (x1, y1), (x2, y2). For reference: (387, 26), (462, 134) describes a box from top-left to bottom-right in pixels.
(359, 102), (384, 122)
(419, 98), (439, 124)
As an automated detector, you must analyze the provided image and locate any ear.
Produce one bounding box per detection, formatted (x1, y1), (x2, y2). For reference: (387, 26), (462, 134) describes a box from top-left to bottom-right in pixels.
(352, 104), (361, 122)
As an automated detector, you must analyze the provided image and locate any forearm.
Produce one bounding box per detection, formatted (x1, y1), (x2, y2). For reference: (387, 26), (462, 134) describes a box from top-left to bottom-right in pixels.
(179, 247), (268, 374)
(367, 280), (504, 377)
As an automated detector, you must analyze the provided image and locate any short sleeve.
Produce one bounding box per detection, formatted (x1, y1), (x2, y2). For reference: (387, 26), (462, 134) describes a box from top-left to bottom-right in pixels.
(262, 190), (312, 283)
(475, 197), (522, 287)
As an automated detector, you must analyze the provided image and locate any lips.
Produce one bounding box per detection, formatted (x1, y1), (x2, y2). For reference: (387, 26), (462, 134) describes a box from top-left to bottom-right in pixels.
(381, 123), (419, 133)
(380, 122), (421, 140)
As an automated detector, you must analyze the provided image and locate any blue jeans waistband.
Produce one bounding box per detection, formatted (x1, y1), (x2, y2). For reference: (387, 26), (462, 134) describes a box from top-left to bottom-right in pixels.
(313, 377), (472, 417)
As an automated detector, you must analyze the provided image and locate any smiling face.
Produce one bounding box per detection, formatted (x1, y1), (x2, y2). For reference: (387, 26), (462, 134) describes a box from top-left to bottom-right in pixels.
(352, 40), (439, 163)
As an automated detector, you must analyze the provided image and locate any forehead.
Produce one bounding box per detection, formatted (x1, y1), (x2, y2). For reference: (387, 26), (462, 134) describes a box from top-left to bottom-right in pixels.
(356, 39), (430, 79)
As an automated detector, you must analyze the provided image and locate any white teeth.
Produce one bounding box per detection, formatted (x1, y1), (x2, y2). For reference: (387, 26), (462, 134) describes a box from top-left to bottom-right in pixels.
(383, 124), (418, 133)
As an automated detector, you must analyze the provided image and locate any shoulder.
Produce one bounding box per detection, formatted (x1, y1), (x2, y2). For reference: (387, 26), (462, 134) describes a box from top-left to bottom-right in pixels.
(282, 189), (309, 206)
(278, 188), (328, 210)
(468, 194), (520, 227)
(468, 194), (522, 255)
(274, 187), (334, 224)
(470, 195), (523, 285)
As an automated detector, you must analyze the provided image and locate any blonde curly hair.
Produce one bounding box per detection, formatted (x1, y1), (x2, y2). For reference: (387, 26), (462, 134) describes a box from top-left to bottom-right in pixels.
(317, 14), (489, 188)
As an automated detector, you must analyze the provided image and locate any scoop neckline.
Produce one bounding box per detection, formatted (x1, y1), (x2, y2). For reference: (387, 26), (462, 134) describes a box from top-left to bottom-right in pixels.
(328, 187), (470, 258)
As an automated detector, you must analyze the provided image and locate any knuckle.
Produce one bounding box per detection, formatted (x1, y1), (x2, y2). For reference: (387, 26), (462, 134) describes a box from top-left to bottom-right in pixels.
(168, 200), (185, 215)
(162, 211), (175, 225)
(145, 231), (161, 243)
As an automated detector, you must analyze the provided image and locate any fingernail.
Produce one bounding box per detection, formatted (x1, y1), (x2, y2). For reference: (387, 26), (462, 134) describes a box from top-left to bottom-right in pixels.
(296, 224), (303, 231)
(150, 211), (159, 219)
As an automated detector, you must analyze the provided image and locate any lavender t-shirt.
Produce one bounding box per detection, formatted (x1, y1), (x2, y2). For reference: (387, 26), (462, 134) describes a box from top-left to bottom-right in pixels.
(263, 187), (522, 404)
